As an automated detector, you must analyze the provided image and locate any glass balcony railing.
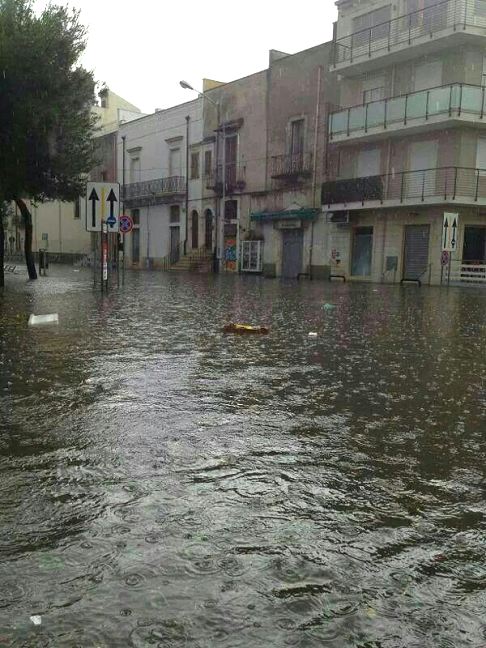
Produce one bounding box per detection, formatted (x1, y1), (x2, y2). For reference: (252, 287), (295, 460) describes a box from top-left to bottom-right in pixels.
(322, 167), (486, 206)
(329, 83), (486, 138)
(333, 0), (483, 67)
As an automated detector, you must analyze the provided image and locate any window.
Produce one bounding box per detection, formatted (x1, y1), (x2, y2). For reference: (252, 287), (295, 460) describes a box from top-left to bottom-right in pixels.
(170, 205), (180, 223)
(476, 0), (486, 18)
(352, 227), (374, 276)
(204, 150), (212, 177)
(73, 198), (80, 219)
(191, 152), (200, 179)
(241, 241), (263, 273)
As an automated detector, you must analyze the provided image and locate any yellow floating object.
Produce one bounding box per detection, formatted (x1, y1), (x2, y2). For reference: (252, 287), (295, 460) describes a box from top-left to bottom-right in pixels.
(223, 323), (269, 335)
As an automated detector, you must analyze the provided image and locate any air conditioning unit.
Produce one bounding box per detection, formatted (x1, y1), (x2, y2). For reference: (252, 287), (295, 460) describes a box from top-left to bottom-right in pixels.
(328, 211), (350, 224)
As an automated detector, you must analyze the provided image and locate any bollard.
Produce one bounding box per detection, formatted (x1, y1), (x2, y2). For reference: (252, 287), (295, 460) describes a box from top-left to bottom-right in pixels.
(39, 249), (49, 276)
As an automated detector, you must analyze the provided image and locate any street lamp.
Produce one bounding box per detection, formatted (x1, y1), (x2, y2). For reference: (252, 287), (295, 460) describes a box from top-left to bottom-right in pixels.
(180, 80), (225, 273)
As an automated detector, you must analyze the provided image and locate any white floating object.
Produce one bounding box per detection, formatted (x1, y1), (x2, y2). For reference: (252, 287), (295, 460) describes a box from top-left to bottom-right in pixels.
(28, 314), (59, 327)
(308, 332), (318, 338)
(30, 615), (42, 626)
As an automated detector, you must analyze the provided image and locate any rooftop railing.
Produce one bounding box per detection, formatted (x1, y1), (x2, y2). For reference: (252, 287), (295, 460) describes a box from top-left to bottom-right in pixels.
(333, 0), (480, 67)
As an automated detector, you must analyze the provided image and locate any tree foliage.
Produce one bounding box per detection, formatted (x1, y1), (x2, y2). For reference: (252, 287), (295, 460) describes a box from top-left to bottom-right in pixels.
(0, 0), (98, 283)
(0, 0), (97, 204)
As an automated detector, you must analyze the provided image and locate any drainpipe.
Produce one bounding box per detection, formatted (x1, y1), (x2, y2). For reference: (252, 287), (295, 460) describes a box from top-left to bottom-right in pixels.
(58, 202), (62, 258)
(122, 135), (126, 280)
(213, 101), (221, 273)
(310, 65), (323, 277)
(185, 115), (190, 256)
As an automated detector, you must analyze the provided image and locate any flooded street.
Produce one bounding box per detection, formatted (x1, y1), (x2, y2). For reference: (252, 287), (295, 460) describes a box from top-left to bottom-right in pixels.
(1, 268), (486, 647)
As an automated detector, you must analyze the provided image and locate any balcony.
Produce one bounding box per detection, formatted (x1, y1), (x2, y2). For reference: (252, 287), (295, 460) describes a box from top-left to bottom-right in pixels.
(205, 163), (246, 194)
(322, 166), (486, 210)
(329, 83), (486, 143)
(330, 83), (486, 142)
(123, 176), (185, 207)
(333, 0), (486, 74)
(270, 153), (313, 181)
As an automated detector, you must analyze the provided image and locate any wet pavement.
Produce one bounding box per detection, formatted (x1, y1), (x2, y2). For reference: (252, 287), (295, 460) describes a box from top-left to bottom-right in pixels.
(0, 266), (485, 647)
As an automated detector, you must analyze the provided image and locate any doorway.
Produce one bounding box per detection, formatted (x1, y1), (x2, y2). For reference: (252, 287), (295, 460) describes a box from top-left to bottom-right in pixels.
(463, 226), (486, 263)
(351, 227), (373, 276)
(204, 210), (213, 250)
(191, 211), (199, 249)
(131, 229), (140, 264)
(403, 224), (430, 280)
(281, 229), (304, 278)
(170, 226), (180, 264)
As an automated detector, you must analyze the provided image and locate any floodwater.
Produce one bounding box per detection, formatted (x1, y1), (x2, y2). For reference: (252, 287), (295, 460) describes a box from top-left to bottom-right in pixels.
(1, 267), (486, 647)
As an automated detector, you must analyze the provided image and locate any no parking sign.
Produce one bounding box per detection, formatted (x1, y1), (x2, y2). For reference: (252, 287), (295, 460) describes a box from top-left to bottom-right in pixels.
(119, 215), (134, 234)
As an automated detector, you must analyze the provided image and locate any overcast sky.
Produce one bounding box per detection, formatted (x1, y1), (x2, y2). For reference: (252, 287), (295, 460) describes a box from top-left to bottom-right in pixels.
(35, 0), (337, 114)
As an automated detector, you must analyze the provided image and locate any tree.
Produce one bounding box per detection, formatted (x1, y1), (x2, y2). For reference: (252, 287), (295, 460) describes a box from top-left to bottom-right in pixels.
(0, 0), (97, 283)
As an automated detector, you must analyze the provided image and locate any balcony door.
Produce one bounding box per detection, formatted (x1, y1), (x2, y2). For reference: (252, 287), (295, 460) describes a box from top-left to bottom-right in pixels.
(225, 135), (238, 187)
(406, 141), (438, 199)
(357, 148), (381, 178)
(289, 119), (305, 173)
(129, 157), (141, 184)
(169, 148), (181, 177)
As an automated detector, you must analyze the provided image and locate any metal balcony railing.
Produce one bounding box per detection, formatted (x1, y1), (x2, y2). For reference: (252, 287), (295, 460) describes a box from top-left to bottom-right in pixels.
(329, 83), (486, 139)
(333, 0), (481, 67)
(270, 153), (313, 179)
(322, 166), (486, 206)
(455, 262), (486, 282)
(205, 163), (246, 194)
(123, 176), (185, 206)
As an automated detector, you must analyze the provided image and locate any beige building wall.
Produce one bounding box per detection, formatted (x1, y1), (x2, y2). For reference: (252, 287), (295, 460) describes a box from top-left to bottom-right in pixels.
(23, 89), (143, 260)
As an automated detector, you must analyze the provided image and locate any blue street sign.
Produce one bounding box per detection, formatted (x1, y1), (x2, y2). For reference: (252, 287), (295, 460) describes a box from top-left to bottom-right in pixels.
(106, 214), (116, 227)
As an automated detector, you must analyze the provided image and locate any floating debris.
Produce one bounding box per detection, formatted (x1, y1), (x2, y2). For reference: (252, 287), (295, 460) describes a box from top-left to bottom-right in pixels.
(223, 323), (269, 335)
(30, 616), (42, 626)
(308, 332), (318, 338)
(28, 314), (59, 327)
(323, 303), (336, 311)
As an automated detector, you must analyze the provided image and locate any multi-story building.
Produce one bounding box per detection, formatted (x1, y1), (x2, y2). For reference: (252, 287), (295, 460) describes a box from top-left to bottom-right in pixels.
(118, 98), (204, 269)
(250, 44), (336, 279)
(200, 73), (268, 273)
(323, 0), (486, 284)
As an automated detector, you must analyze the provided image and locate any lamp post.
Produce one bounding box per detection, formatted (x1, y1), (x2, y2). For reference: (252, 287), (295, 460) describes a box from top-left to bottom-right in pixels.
(180, 80), (225, 273)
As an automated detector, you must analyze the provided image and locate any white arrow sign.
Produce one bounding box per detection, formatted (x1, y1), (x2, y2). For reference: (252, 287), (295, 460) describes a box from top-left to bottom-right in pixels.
(443, 212), (459, 252)
(85, 182), (120, 233)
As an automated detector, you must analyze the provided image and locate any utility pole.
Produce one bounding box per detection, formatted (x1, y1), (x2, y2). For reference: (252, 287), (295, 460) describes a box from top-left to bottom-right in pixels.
(185, 116), (190, 256)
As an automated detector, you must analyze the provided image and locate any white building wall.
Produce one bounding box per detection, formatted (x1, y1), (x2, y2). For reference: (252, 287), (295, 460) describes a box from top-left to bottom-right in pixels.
(118, 99), (203, 267)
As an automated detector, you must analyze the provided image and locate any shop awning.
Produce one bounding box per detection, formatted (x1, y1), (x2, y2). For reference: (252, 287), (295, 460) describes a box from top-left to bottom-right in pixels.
(251, 208), (320, 222)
